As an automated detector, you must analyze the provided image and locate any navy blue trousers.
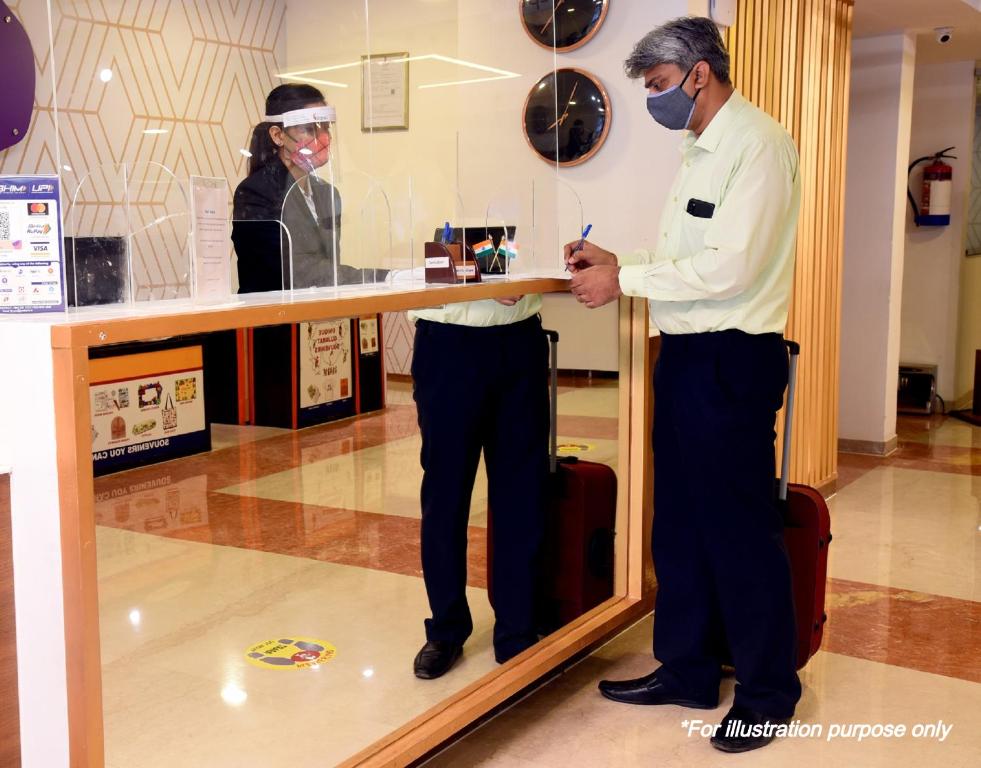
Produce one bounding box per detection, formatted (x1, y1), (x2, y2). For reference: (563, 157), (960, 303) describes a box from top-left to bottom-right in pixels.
(412, 316), (548, 659)
(652, 330), (801, 718)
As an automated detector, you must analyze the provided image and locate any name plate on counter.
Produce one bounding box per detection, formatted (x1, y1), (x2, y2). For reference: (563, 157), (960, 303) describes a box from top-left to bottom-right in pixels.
(424, 241), (481, 285)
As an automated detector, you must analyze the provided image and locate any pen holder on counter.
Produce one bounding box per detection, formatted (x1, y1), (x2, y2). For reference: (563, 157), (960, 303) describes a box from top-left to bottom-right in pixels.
(424, 241), (481, 285)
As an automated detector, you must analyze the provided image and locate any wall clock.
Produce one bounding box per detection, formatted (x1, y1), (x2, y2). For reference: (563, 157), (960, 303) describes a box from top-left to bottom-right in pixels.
(522, 68), (611, 167)
(520, 0), (610, 52)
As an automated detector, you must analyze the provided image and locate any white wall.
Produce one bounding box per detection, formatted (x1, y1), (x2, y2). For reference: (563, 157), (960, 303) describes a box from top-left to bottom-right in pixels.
(901, 60), (977, 402)
(285, 0), (689, 371)
(956, 93), (981, 405)
(958, 252), (981, 405)
(839, 34), (916, 447)
(0, 323), (70, 768)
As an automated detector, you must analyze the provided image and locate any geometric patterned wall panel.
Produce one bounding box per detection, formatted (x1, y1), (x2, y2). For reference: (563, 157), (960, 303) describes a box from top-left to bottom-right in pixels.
(383, 311), (415, 376)
(0, 0), (286, 299)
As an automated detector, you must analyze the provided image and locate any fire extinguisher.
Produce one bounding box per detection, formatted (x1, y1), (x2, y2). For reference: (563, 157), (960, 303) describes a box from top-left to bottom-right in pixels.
(907, 147), (956, 226)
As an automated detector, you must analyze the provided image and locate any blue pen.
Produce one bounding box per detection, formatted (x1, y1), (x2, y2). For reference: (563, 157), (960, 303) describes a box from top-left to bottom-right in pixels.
(567, 223), (592, 271)
(442, 221), (452, 244)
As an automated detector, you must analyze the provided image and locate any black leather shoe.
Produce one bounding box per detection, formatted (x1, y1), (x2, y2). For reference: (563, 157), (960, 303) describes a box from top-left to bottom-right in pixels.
(710, 705), (791, 753)
(413, 640), (463, 680)
(598, 670), (718, 708)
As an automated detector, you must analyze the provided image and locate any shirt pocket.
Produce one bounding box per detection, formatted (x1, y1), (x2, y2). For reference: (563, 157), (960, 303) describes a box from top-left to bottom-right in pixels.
(679, 208), (712, 255)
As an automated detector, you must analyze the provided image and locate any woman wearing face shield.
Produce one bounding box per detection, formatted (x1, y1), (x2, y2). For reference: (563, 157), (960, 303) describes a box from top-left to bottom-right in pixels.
(233, 84), (365, 292)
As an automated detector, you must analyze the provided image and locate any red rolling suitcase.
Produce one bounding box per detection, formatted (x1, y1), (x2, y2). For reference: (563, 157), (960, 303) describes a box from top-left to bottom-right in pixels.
(780, 341), (832, 669)
(487, 329), (617, 633)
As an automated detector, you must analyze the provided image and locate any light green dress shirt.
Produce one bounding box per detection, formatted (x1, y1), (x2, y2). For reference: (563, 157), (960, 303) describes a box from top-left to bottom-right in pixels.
(618, 90), (801, 335)
(409, 295), (542, 327)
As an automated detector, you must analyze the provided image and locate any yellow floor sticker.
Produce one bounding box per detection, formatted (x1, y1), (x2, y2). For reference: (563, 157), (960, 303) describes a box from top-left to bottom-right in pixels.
(245, 637), (337, 670)
(557, 442), (594, 454)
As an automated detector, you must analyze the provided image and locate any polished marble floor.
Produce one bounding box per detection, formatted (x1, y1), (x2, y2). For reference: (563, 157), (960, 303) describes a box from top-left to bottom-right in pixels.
(92, 384), (981, 767)
(94, 377), (621, 767)
(425, 413), (981, 767)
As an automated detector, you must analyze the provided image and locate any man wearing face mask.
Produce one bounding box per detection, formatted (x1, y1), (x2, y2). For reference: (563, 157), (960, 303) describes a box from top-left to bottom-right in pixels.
(564, 17), (802, 754)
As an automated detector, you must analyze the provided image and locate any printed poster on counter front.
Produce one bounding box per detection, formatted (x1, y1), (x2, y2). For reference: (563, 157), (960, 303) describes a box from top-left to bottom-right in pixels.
(299, 319), (353, 409)
(89, 347), (208, 475)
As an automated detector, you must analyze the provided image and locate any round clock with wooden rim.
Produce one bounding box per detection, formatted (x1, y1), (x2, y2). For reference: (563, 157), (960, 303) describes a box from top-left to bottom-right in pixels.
(522, 68), (612, 167)
(520, 0), (610, 52)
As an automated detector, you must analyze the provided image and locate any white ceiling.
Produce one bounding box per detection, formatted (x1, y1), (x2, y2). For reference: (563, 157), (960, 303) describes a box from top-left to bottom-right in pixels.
(853, 0), (981, 63)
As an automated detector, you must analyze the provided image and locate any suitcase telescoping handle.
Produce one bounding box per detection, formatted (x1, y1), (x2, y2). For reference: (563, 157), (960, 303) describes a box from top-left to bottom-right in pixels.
(545, 329), (560, 473)
(780, 340), (801, 502)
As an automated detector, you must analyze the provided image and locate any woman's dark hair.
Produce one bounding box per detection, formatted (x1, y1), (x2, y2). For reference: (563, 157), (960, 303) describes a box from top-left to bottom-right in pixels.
(247, 83), (326, 175)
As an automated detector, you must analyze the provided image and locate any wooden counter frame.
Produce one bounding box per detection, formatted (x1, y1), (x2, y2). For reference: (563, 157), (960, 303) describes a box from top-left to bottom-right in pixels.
(49, 280), (653, 768)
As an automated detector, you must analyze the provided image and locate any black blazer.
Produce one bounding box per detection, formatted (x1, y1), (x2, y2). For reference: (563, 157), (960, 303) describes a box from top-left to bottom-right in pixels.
(231, 160), (366, 293)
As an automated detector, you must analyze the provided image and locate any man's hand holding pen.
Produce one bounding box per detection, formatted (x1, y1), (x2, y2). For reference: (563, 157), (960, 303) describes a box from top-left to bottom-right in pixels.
(564, 238), (622, 309)
(563, 240), (617, 273)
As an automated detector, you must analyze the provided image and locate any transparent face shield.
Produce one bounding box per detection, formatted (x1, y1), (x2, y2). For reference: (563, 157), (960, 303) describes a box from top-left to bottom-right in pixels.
(275, 106), (346, 291)
(272, 106), (337, 178)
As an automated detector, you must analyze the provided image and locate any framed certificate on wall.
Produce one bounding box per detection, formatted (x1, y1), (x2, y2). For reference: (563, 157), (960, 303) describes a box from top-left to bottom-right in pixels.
(361, 52), (409, 132)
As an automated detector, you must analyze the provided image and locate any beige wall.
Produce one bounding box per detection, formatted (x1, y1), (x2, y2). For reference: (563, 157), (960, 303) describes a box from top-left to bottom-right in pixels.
(955, 83), (979, 407)
(957, 252), (981, 406)
(285, 0), (689, 371)
(901, 60), (977, 402)
(840, 33), (916, 447)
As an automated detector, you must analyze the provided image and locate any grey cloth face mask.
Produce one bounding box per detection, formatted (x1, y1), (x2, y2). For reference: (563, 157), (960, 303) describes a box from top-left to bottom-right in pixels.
(646, 65), (699, 130)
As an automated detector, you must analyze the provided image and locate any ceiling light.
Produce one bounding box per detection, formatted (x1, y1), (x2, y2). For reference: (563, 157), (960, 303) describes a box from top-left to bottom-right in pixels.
(143, 128), (168, 135)
(278, 54), (521, 92)
(418, 75), (519, 90)
(99, 68), (113, 83)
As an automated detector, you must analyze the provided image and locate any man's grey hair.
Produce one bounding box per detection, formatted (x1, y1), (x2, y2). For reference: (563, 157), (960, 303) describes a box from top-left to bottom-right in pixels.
(624, 16), (730, 84)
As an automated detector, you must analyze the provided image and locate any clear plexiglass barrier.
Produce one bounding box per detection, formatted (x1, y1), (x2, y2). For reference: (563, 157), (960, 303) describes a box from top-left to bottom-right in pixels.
(3, 2), (629, 767)
(65, 161), (192, 307)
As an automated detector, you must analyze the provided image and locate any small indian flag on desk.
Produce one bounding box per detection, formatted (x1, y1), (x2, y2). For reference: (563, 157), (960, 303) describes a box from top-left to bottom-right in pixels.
(473, 239), (494, 258)
(497, 240), (519, 260)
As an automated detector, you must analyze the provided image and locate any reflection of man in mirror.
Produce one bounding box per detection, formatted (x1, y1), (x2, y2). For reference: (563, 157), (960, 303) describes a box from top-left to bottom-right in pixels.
(409, 295), (548, 680)
(565, 16), (802, 754)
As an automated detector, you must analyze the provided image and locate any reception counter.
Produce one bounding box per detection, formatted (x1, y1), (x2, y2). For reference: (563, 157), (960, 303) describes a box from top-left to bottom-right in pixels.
(0, 277), (655, 768)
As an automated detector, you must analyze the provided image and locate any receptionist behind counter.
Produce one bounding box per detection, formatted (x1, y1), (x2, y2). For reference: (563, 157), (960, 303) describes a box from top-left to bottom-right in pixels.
(232, 83), (376, 292)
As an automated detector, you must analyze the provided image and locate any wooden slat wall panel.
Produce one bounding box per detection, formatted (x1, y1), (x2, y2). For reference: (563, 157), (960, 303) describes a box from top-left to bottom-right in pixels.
(725, 0), (854, 489)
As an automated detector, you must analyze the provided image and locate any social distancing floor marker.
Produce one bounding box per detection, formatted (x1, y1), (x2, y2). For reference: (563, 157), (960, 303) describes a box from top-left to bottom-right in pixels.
(245, 637), (337, 670)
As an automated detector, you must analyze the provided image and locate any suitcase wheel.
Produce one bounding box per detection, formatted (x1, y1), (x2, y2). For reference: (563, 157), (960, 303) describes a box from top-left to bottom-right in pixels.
(822, 612), (828, 624)
(827, 532), (833, 544)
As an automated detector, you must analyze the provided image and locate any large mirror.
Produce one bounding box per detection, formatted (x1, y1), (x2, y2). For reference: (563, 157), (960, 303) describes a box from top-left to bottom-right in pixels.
(37, 1), (628, 764)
